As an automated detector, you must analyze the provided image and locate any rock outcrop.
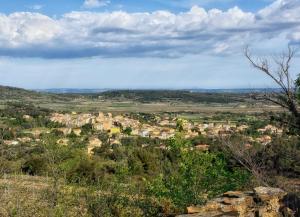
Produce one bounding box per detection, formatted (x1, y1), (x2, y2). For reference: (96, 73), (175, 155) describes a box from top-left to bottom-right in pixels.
(177, 187), (295, 217)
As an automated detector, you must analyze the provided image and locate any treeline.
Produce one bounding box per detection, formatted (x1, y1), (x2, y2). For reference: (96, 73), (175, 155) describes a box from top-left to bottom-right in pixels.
(0, 85), (271, 105)
(99, 90), (250, 103)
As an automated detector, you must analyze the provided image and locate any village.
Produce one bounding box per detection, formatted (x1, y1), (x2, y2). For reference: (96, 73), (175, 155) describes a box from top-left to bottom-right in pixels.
(2, 111), (284, 156)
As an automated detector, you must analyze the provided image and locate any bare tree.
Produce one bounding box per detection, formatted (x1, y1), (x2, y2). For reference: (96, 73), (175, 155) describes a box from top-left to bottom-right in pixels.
(222, 137), (271, 187)
(245, 46), (300, 132)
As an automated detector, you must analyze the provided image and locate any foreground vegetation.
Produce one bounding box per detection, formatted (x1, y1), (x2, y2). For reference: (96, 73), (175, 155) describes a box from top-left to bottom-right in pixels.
(0, 100), (299, 216)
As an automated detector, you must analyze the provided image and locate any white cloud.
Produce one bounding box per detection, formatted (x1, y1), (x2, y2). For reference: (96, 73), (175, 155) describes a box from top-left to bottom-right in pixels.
(28, 5), (44, 10)
(258, 0), (300, 20)
(83, 0), (110, 8)
(154, 0), (235, 8)
(0, 12), (61, 47)
(0, 0), (298, 58)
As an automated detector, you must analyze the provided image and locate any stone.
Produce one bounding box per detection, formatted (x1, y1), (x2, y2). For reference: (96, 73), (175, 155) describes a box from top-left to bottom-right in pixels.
(187, 206), (203, 214)
(176, 187), (293, 217)
(254, 187), (286, 202)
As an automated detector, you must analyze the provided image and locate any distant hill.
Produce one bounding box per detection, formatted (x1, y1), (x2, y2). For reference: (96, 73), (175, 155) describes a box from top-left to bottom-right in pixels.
(0, 85), (42, 100)
(0, 85), (268, 104)
(98, 90), (253, 104)
(0, 85), (74, 102)
(36, 88), (280, 94)
(36, 88), (109, 94)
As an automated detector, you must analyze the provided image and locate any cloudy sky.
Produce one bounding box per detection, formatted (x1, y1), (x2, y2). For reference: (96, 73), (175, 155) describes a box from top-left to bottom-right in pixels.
(0, 0), (299, 89)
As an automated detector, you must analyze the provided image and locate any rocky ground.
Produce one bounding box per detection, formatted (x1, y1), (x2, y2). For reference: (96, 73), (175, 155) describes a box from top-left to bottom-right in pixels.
(177, 187), (300, 217)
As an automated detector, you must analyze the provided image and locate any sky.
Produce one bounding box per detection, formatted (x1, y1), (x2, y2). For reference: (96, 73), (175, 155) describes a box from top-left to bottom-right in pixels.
(0, 0), (300, 89)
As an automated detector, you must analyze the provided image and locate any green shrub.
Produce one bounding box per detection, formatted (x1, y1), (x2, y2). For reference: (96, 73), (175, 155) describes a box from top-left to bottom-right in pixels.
(147, 137), (250, 212)
(128, 148), (162, 176)
(85, 183), (162, 217)
(21, 155), (48, 176)
(259, 136), (300, 177)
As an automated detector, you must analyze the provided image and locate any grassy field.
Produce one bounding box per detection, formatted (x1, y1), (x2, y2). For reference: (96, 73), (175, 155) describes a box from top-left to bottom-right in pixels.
(0, 85), (283, 114)
(0, 99), (283, 114)
(37, 101), (282, 114)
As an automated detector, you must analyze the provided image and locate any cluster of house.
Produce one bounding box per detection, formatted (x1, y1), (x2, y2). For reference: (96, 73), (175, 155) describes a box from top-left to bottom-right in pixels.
(50, 112), (177, 140)
(158, 118), (247, 138)
(257, 124), (283, 134)
(50, 112), (284, 140)
(1, 112), (284, 155)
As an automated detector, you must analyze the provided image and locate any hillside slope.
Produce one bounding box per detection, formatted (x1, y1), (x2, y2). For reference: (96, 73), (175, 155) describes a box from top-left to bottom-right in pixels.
(0, 85), (42, 100)
(0, 85), (74, 102)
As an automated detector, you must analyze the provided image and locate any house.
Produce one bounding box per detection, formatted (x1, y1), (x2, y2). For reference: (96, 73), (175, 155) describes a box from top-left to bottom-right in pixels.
(186, 130), (199, 138)
(256, 135), (272, 145)
(194, 144), (209, 151)
(151, 129), (161, 138)
(141, 144), (149, 148)
(72, 128), (82, 136)
(131, 129), (140, 136)
(257, 125), (283, 135)
(56, 138), (69, 146)
(17, 137), (32, 143)
(110, 127), (121, 135)
(155, 144), (167, 150)
(88, 137), (102, 155)
(140, 129), (150, 137)
(160, 131), (173, 140)
(159, 120), (170, 126)
(3, 140), (19, 146)
(31, 129), (43, 138)
(237, 125), (249, 132)
(110, 139), (121, 146)
(93, 123), (104, 131)
(23, 115), (32, 120)
(57, 128), (72, 136)
(103, 120), (112, 131)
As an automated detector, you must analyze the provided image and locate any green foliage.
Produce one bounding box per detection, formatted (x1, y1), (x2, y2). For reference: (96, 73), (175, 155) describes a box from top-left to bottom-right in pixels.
(167, 134), (191, 150)
(85, 182), (162, 217)
(129, 113), (158, 124)
(128, 148), (162, 176)
(120, 136), (162, 147)
(122, 127), (132, 135)
(81, 123), (94, 135)
(98, 132), (110, 145)
(258, 136), (300, 177)
(147, 137), (250, 211)
(66, 157), (97, 184)
(100, 90), (247, 104)
(0, 127), (15, 140)
(244, 119), (270, 136)
(21, 155), (48, 176)
(176, 119), (184, 132)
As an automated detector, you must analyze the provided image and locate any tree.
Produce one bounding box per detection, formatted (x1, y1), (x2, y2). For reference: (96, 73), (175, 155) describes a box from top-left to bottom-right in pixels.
(147, 136), (250, 212)
(123, 127), (132, 135)
(222, 136), (270, 187)
(245, 46), (300, 133)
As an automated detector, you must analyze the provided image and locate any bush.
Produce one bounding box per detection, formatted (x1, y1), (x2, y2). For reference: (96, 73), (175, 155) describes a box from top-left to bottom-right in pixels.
(128, 148), (162, 176)
(147, 137), (250, 212)
(259, 136), (300, 177)
(21, 155), (48, 176)
(66, 157), (97, 184)
(85, 183), (162, 217)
